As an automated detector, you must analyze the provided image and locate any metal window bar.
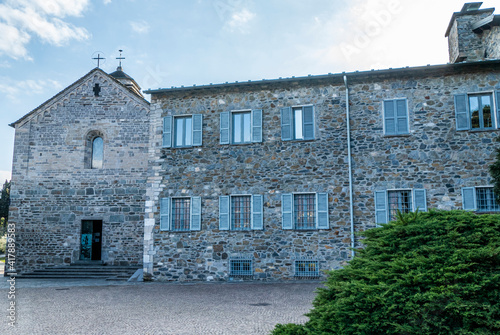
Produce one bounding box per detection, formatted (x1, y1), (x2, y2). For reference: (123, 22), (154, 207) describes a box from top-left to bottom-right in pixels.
(171, 198), (190, 231)
(294, 260), (320, 278)
(231, 196), (251, 230)
(294, 194), (316, 229)
(476, 187), (500, 212)
(229, 259), (253, 276)
(388, 190), (412, 221)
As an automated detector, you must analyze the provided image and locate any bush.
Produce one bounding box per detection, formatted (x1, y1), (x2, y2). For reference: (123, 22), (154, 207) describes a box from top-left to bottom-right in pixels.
(271, 210), (500, 335)
(0, 234), (5, 254)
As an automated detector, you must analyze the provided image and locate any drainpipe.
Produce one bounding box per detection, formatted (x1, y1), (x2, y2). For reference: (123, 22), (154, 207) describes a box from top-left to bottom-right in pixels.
(343, 75), (355, 258)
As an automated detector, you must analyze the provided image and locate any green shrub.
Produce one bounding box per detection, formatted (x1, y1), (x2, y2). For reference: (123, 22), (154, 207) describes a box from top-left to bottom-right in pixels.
(272, 210), (500, 335)
(0, 234), (5, 254)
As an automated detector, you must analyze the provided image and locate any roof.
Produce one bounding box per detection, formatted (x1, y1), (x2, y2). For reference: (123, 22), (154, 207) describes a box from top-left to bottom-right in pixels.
(143, 59), (500, 96)
(10, 67), (149, 128)
(445, 4), (495, 37)
(109, 66), (133, 80)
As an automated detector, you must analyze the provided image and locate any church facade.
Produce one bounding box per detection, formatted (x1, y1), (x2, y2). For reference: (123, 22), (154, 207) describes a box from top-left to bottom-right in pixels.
(9, 3), (500, 281)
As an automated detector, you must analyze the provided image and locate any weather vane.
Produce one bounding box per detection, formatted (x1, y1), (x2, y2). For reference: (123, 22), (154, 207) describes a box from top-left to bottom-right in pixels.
(116, 49), (125, 68)
(91, 51), (106, 68)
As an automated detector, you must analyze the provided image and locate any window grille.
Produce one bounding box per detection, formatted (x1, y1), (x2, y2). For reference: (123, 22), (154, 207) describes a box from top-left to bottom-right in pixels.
(388, 190), (412, 221)
(476, 187), (500, 212)
(231, 195), (251, 230)
(171, 198), (190, 231)
(294, 260), (319, 277)
(229, 258), (253, 276)
(294, 194), (316, 229)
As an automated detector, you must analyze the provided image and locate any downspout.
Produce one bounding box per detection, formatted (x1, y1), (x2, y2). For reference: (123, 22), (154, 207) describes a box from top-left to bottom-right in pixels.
(343, 76), (355, 258)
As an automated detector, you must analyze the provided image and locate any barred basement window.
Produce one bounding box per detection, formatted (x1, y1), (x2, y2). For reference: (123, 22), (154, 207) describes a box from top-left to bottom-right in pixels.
(229, 259), (253, 276)
(387, 190), (412, 221)
(294, 260), (319, 278)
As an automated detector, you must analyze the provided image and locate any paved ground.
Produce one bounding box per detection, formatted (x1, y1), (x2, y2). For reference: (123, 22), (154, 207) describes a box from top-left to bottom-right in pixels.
(0, 277), (322, 335)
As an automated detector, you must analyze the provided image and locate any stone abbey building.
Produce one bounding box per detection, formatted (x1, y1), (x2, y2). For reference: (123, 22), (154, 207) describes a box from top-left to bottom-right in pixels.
(8, 3), (500, 281)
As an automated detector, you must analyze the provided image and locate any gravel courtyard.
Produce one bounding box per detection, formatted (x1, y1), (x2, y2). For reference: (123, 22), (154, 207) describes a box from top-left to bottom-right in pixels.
(0, 278), (321, 334)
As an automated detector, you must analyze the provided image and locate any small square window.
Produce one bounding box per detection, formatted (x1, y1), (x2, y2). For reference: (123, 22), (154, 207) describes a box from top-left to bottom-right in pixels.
(230, 259), (253, 276)
(294, 260), (319, 277)
(476, 187), (500, 212)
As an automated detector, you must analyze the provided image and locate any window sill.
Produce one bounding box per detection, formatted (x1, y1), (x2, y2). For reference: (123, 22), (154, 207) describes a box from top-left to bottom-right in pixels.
(468, 128), (499, 133)
(383, 134), (411, 138)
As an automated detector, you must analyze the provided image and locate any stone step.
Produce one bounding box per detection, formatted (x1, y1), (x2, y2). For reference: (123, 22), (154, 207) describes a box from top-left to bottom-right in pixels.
(17, 264), (141, 281)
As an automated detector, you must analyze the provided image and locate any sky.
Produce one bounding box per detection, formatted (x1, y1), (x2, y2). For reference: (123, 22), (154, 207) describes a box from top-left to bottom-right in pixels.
(0, 0), (497, 182)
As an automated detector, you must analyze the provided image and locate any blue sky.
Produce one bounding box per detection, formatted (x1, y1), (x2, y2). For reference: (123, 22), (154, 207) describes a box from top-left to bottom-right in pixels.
(0, 0), (496, 181)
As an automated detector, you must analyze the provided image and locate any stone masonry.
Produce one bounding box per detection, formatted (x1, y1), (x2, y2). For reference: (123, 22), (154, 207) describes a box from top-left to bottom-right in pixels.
(9, 68), (150, 272)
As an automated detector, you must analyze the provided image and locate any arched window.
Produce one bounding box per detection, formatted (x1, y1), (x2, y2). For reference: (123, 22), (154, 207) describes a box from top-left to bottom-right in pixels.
(91, 137), (104, 169)
(85, 130), (104, 169)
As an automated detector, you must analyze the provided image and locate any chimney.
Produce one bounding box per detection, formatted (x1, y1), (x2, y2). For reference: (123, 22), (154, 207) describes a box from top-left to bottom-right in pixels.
(445, 2), (497, 63)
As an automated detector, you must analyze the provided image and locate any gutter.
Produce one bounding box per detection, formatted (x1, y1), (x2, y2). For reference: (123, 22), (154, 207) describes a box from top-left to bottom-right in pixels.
(343, 75), (355, 258)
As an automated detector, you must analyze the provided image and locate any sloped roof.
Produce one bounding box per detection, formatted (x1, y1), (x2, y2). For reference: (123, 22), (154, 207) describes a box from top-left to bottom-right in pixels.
(9, 67), (149, 128)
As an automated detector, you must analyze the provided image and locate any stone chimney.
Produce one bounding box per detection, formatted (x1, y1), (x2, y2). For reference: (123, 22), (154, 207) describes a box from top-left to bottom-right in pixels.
(445, 2), (499, 63)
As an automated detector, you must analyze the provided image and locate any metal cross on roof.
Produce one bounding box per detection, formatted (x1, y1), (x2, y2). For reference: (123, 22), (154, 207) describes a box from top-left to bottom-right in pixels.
(92, 53), (105, 68)
(116, 49), (125, 67)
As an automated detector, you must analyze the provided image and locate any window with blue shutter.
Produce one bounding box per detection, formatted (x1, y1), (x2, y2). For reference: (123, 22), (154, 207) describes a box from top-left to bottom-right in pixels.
(455, 92), (496, 131)
(161, 197), (201, 231)
(383, 99), (408, 135)
(160, 197), (170, 231)
(251, 195), (263, 230)
(496, 91), (500, 128)
(413, 189), (427, 212)
(374, 190), (388, 225)
(281, 106), (314, 141)
(219, 196), (230, 231)
(192, 114), (203, 146)
(163, 116), (172, 148)
(221, 110), (263, 145)
(454, 94), (469, 130)
(316, 193), (329, 229)
(281, 193), (293, 229)
(190, 196), (201, 231)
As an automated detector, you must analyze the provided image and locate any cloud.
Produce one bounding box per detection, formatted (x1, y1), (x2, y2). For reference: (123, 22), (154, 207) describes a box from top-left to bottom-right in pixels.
(0, 0), (90, 60)
(0, 77), (63, 102)
(224, 8), (255, 33)
(130, 20), (150, 34)
(103, 0), (112, 4)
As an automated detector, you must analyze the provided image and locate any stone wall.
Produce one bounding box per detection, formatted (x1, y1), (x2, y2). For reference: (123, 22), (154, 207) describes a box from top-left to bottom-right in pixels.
(145, 64), (500, 282)
(10, 70), (149, 272)
(483, 26), (500, 59)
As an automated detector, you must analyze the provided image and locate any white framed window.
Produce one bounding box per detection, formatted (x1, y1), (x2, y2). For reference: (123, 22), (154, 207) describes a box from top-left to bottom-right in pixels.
(281, 192), (328, 230)
(220, 109), (262, 144)
(163, 114), (203, 148)
(219, 194), (263, 230)
(374, 189), (427, 225)
(455, 91), (499, 131)
(462, 186), (500, 212)
(383, 98), (409, 135)
(280, 105), (315, 141)
(160, 196), (201, 231)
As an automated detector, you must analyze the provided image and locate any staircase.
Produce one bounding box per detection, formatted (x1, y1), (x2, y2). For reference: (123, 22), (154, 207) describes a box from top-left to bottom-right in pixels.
(17, 262), (142, 281)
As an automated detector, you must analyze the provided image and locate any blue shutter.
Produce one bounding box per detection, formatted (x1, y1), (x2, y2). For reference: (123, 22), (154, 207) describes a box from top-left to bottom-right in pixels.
(160, 197), (170, 231)
(190, 196), (201, 231)
(384, 100), (396, 135)
(251, 195), (263, 230)
(192, 114), (203, 146)
(252, 109), (263, 143)
(220, 112), (230, 144)
(281, 107), (292, 141)
(396, 99), (409, 134)
(282, 193), (293, 229)
(303, 106), (315, 140)
(413, 189), (427, 212)
(219, 196), (230, 230)
(454, 94), (469, 130)
(163, 116), (172, 148)
(462, 187), (476, 210)
(374, 190), (388, 225)
(496, 91), (500, 129)
(316, 193), (329, 229)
